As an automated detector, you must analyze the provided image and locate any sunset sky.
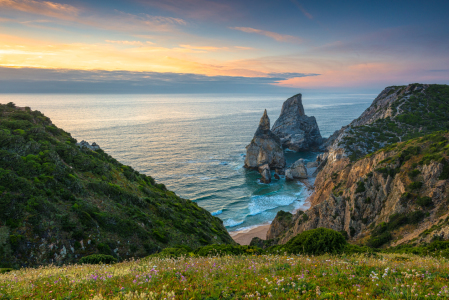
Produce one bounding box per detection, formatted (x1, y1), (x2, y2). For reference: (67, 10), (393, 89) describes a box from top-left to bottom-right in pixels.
(0, 0), (448, 93)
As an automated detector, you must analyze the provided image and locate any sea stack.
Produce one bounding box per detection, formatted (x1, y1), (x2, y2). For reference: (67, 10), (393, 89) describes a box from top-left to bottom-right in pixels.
(272, 94), (324, 151)
(245, 110), (285, 183)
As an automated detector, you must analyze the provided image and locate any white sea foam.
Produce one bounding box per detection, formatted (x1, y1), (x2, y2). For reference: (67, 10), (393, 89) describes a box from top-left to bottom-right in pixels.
(211, 210), (223, 216)
(224, 219), (244, 227)
(248, 194), (298, 216)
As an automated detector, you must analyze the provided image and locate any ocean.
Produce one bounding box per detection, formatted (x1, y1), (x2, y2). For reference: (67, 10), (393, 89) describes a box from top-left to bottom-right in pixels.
(0, 93), (375, 232)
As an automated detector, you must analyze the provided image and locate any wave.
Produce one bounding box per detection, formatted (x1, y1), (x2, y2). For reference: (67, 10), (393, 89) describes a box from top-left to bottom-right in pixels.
(199, 176), (216, 181)
(211, 210), (223, 216)
(247, 194), (301, 216)
(223, 218), (244, 228)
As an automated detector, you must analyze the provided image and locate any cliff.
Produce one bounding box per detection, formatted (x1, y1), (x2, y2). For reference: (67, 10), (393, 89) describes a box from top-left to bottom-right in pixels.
(267, 84), (449, 248)
(0, 103), (234, 268)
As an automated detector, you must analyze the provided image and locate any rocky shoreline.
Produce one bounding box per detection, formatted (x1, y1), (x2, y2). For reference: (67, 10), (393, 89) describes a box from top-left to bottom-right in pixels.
(253, 83), (449, 249)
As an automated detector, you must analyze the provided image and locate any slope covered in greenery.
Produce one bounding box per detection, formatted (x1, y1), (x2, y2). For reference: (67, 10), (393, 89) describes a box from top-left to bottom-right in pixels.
(0, 102), (233, 268)
(338, 84), (449, 161)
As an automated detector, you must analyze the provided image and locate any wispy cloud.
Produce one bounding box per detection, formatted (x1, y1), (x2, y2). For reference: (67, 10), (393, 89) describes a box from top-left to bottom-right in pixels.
(179, 44), (228, 51)
(230, 27), (302, 43)
(136, 0), (235, 20)
(0, 1), (187, 33)
(0, 0), (79, 19)
(290, 0), (313, 19)
(105, 40), (154, 46)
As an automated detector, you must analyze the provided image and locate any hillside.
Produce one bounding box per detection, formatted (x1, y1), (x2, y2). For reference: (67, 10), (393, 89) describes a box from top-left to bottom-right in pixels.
(266, 84), (449, 248)
(0, 102), (233, 268)
(326, 83), (449, 161)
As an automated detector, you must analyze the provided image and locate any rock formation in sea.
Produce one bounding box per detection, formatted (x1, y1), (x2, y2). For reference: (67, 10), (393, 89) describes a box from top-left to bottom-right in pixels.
(285, 158), (308, 181)
(245, 109), (285, 183)
(263, 83), (449, 247)
(271, 94), (324, 151)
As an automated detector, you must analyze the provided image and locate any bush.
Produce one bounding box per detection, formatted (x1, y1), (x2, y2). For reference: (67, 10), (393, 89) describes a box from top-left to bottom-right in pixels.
(409, 181), (423, 190)
(416, 196), (433, 208)
(195, 245), (262, 257)
(152, 245), (193, 258)
(270, 228), (347, 255)
(78, 254), (117, 265)
(355, 181), (366, 193)
(0, 268), (13, 274)
(367, 231), (392, 248)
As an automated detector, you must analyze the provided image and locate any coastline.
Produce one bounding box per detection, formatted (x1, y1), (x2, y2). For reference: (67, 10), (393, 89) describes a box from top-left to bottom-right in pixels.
(230, 224), (271, 245)
(230, 173), (315, 245)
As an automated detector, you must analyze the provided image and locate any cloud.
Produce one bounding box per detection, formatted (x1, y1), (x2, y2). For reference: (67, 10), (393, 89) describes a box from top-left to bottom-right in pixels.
(0, 1), (187, 33)
(290, 0), (313, 19)
(179, 44), (229, 51)
(235, 46), (254, 50)
(105, 40), (154, 46)
(0, 0), (79, 19)
(135, 0), (235, 21)
(230, 27), (302, 43)
(0, 67), (318, 93)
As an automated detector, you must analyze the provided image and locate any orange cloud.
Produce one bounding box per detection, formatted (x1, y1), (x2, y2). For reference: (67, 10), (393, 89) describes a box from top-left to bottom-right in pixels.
(0, 33), (266, 76)
(1, 1), (186, 33)
(231, 27), (302, 43)
(0, 0), (79, 19)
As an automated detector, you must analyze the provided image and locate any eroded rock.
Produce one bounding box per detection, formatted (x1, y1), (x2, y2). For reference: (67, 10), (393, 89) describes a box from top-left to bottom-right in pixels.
(245, 110), (285, 173)
(271, 94), (324, 151)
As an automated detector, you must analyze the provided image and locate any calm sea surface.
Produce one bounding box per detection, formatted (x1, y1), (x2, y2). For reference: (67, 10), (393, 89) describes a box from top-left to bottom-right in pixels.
(0, 93), (374, 231)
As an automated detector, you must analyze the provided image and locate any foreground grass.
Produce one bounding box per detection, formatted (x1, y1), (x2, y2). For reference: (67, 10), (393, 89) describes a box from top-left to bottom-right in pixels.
(1, 254), (449, 299)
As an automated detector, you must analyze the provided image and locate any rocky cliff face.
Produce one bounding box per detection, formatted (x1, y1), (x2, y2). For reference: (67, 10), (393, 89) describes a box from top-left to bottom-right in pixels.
(245, 110), (285, 177)
(266, 84), (449, 248)
(272, 94), (324, 151)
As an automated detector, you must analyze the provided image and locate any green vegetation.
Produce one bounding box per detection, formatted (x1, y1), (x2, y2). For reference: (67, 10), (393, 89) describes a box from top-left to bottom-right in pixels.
(367, 211), (425, 248)
(78, 254), (117, 265)
(339, 84), (449, 161)
(0, 103), (233, 268)
(268, 228), (347, 255)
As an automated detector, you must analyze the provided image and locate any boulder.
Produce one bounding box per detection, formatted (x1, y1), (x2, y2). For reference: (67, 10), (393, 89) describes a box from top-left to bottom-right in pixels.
(244, 110), (285, 172)
(285, 169), (294, 181)
(286, 159), (308, 179)
(271, 94), (324, 151)
(306, 161), (318, 168)
(258, 164), (271, 184)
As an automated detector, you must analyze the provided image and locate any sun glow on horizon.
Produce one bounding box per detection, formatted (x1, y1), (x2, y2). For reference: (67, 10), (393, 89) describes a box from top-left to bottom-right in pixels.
(0, 0), (448, 91)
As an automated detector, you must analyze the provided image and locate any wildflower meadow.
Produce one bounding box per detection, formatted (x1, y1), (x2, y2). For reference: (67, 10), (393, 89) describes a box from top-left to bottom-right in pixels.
(1, 253), (449, 299)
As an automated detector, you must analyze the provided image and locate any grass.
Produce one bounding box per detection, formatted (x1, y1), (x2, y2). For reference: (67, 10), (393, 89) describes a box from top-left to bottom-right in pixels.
(1, 253), (449, 299)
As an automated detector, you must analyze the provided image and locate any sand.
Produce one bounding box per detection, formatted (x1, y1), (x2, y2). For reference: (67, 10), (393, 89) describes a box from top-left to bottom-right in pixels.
(230, 224), (270, 245)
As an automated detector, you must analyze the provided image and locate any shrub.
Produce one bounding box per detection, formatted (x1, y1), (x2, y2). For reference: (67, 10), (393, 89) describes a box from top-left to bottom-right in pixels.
(271, 228), (347, 255)
(152, 245), (193, 258)
(78, 254), (117, 265)
(0, 268), (13, 274)
(416, 196), (433, 208)
(367, 231), (392, 248)
(409, 181), (423, 190)
(194, 245), (262, 257)
(355, 181), (366, 193)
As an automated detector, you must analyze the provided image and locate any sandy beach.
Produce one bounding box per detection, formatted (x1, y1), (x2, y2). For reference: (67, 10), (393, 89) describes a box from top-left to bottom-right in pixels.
(230, 224), (271, 245)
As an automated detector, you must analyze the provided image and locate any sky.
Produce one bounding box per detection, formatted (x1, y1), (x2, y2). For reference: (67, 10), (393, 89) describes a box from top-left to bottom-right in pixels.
(0, 0), (448, 93)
